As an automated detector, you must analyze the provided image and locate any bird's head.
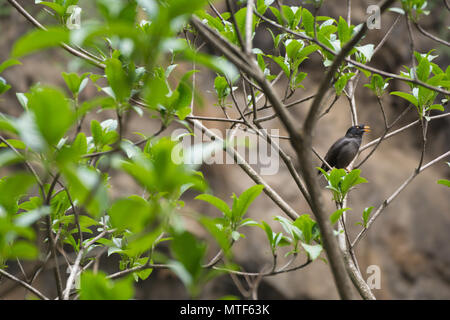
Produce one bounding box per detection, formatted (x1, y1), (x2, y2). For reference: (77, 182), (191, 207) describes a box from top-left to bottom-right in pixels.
(345, 124), (370, 138)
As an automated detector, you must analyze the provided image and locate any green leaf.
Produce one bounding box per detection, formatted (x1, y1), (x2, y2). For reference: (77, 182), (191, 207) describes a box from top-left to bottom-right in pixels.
(171, 231), (206, 283)
(37, 1), (66, 16)
(341, 169), (367, 194)
(334, 72), (355, 96)
(259, 221), (274, 248)
(0, 77), (11, 95)
(330, 208), (351, 224)
(388, 7), (405, 15)
(16, 93), (28, 109)
(80, 271), (134, 300)
(301, 243), (322, 260)
(356, 44), (374, 62)
(195, 194), (232, 218)
(428, 104), (444, 112)
(275, 215), (302, 241)
(416, 55), (431, 82)
(11, 27), (69, 58)
(231, 184), (264, 221)
(109, 196), (154, 233)
(302, 8), (314, 36)
(257, 0), (275, 15)
(390, 91), (418, 107)
(62, 72), (90, 96)
(362, 206), (374, 227)
(316, 166), (329, 179)
(0, 173), (36, 215)
(14, 206), (51, 227)
(0, 59), (22, 74)
(199, 217), (231, 255)
(293, 214), (316, 244)
(133, 258), (153, 281)
(8, 241), (38, 260)
(328, 168), (346, 189)
(337, 16), (350, 44)
(27, 86), (74, 147)
(286, 40), (303, 61)
(90, 120), (103, 148)
(267, 55), (290, 77)
(437, 179), (450, 188)
(61, 166), (109, 218)
(105, 56), (132, 102)
(214, 75), (230, 100)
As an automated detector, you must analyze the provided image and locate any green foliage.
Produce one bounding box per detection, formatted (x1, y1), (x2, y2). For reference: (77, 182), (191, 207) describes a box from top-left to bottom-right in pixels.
(0, 59), (21, 96)
(170, 231), (206, 292)
(0, 0), (446, 301)
(119, 137), (206, 197)
(79, 271), (134, 300)
(391, 51), (448, 119)
(268, 214), (322, 260)
(355, 206), (374, 228)
(437, 162), (450, 188)
(330, 208), (351, 225)
(11, 27), (69, 58)
(364, 74), (392, 97)
(401, 0), (430, 21)
(318, 168), (368, 205)
(0, 173), (41, 264)
(195, 185), (263, 248)
(214, 75), (231, 107)
(62, 72), (91, 97)
(26, 85), (75, 149)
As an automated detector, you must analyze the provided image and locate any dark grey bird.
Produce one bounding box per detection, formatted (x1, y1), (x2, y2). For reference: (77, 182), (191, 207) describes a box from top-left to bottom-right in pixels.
(318, 124), (370, 174)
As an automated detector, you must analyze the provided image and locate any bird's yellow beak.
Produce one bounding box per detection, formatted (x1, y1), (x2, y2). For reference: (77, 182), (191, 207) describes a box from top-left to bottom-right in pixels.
(363, 125), (371, 132)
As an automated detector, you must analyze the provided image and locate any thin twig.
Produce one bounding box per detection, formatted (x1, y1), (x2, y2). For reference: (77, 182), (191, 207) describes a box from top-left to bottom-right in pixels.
(0, 268), (49, 300)
(413, 21), (450, 47)
(352, 150), (450, 248)
(254, 10), (450, 96)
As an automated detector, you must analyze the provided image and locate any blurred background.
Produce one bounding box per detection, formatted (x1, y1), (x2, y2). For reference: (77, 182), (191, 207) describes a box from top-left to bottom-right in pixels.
(0, 0), (449, 299)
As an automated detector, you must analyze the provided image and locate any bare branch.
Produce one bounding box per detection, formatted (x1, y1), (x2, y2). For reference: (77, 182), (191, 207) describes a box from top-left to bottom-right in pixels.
(413, 21), (450, 47)
(352, 150), (450, 248)
(0, 268), (49, 300)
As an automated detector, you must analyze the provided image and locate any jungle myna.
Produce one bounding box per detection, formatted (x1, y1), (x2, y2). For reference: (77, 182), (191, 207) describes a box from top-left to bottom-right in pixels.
(318, 124), (370, 173)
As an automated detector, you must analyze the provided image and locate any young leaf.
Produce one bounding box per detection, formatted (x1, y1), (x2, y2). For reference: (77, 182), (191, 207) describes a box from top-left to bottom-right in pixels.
(437, 179), (450, 188)
(11, 27), (69, 58)
(0, 59), (22, 74)
(27, 86), (74, 147)
(231, 184), (264, 221)
(302, 8), (314, 36)
(330, 208), (351, 224)
(390, 91), (418, 107)
(109, 196), (154, 233)
(293, 214), (316, 244)
(301, 243), (322, 260)
(80, 271), (134, 300)
(341, 169), (367, 194)
(337, 16), (350, 44)
(362, 206), (374, 227)
(195, 194), (232, 218)
(105, 56), (132, 102)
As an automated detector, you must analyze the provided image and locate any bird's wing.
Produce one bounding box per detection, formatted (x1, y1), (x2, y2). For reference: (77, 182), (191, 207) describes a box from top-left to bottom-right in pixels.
(322, 137), (351, 168)
(335, 139), (360, 168)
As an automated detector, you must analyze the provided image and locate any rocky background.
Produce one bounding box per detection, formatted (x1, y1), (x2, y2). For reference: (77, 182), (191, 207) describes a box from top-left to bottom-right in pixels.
(0, 0), (449, 299)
